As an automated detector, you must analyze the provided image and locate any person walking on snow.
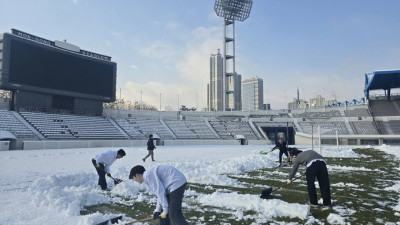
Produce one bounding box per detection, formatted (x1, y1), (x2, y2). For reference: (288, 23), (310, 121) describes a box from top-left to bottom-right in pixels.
(143, 134), (156, 162)
(129, 165), (189, 225)
(286, 150), (332, 207)
(92, 149), (126, 190)
(271, 139), (289, 166)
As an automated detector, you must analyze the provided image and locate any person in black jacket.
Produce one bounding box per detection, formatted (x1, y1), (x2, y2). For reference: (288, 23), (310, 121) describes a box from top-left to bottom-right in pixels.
(143, 134), (156, 162)
(271, 139), (289, 166)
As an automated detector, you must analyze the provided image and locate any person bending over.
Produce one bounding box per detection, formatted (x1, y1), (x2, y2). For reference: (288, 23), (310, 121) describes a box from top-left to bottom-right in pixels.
(129, 165), (189, 225)
(92, 149), (125, 190)
(287, 150), (332, 207)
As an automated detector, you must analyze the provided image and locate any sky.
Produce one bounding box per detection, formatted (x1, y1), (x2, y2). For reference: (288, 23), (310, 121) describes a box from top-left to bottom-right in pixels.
(1, 144), (398, 224)
(1, 0), (399, 110)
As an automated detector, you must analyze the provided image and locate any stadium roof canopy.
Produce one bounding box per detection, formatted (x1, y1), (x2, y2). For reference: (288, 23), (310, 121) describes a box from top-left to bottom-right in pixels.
(364, 70), (400, 101)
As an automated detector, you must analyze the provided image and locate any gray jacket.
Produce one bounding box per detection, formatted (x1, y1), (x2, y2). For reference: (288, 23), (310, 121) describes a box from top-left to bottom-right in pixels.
(288, 150), (325, 180)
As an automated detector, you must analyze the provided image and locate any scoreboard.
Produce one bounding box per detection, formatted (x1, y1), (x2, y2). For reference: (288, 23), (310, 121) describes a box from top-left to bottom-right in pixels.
(0, 29), (116, 102)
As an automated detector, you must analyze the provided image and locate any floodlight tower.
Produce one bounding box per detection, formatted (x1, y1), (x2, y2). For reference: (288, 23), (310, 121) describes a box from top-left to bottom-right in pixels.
(214, 0), (252, 111)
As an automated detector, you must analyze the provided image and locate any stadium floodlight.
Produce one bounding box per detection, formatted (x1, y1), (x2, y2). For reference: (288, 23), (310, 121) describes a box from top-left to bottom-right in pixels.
(213, 0), (252, 111)
(214, 0), (253, 22)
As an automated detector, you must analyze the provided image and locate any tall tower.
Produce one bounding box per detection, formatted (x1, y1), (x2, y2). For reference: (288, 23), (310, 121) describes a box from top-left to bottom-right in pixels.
(242, 77), (264, 111)
(214, 0), (253, 111)
(209, 49), (224, 111)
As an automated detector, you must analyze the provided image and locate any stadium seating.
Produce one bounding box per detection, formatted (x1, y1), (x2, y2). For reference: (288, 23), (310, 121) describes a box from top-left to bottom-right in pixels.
(298, 121), (349, 135)
(164, 120), (218, 139)
(349, 121), (379, 135)
(344, 108), (371, 117)
(369, 100), (400, 116)
(0, 110), (37, 139)
(292, 110), (341, 119)
(19, 111), (127, 140)
(124, 118), (174, 139)
(208, 120), (259, 140)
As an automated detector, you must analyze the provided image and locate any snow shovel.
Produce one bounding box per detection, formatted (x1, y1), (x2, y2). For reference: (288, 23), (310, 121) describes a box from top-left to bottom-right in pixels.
(260, 175), (303, 199)
(125, 216), (153, 224)
(96, 215), (123, 225)
(259, 148), (274, 155)
(109, 175), (123, 185)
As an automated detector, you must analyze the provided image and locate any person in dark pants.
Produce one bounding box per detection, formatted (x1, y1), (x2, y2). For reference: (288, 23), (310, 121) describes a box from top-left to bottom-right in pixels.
(287, 150), (332, 207)
(129, 165), (189, 225)
(143, 134), (156, 162)
(271, 139), (289, 166)
(92, 149), (126, 190)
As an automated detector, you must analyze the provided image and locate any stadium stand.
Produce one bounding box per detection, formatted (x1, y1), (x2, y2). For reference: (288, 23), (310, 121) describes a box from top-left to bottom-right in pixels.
(389, 120), (400, 134)
(376, 120), (400, 135)
(369, 99), (400, 117)
(0, 109), (37, 139)
(208, 120), (259, 140)
(344, 108), (371, 117)
(113, 118), (147, 139)
(19, 111), (127, 139)
(298, 121), (349, 135)
(124, 118), (175, 139)
(164, 120), (218, 139)
(349, 121), (379, 135)
(292, 110), (342, 119)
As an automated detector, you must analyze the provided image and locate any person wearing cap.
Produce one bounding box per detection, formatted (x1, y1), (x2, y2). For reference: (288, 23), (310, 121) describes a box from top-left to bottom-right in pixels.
(129, 165), (188, 225)
(92, 149), (126, 190)
(286, 150), (332, 207)
(271, 139), (289, 166)
(143, 134), (156, 162)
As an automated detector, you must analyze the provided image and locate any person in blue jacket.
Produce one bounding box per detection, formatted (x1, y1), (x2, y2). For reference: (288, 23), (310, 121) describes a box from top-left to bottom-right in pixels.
(129, 165), (189, 225)
(92, 149), (126, 190)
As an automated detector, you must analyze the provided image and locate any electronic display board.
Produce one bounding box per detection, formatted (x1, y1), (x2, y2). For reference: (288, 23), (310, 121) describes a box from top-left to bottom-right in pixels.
(0, 30), (116, 102)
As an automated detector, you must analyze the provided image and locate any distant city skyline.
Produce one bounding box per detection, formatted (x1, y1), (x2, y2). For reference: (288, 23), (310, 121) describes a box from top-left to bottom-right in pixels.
(1, 0), (399, 110)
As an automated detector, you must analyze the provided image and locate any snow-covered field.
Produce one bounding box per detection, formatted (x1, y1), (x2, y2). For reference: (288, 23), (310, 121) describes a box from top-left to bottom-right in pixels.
(0, 144), (399, 225)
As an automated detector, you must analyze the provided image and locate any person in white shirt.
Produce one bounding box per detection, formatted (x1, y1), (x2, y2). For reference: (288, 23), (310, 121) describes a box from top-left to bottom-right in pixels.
(92, 149), (126, 190)
(129, 165), (188, 225)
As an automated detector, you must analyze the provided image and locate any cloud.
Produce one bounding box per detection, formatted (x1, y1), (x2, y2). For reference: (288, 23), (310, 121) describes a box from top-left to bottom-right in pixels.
(72, 0), (79, 4)
(120, 26), (222, 110)
(122, 81), (206, 110)
(175, 26), (222, 83)
(165, 22), (179, 30)
(130, 65), (138, 70)
(140, 40), (177, 63)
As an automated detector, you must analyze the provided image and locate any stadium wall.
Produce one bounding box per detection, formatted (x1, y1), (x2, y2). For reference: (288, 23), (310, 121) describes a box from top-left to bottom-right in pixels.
(164, 140), (241, 145)
(295, 132), (400, 145)
(0, 141), (10, 150)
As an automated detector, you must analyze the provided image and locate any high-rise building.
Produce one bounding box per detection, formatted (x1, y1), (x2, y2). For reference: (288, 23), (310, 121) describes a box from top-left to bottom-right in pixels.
(208, 49), (242, 111)
(241, 77), (264, 111)
(208, 49), (224, 111)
